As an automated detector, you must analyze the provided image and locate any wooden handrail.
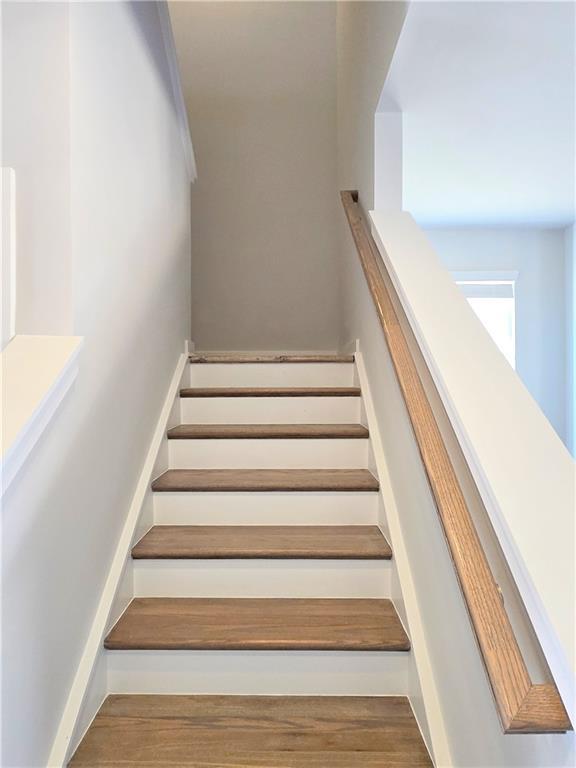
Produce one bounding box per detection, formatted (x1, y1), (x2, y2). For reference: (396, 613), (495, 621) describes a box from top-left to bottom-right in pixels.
(341, 190), (571, 734)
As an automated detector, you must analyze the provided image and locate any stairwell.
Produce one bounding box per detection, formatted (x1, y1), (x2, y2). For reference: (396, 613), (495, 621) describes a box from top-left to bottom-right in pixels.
(69, 353), (432, 766)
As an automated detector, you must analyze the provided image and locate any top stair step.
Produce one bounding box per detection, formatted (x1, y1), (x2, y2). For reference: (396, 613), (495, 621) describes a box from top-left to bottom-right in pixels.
(180, 387), (361, 398)
(189, 353), (354, 364)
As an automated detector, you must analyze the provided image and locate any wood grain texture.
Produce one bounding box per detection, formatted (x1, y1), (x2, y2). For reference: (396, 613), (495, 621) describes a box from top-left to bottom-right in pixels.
(167, 423), (369, 440)
(69, 694), (432, 766)
(104, 598), (410, 651)
(179, 387), (361, 398)
(189, 354), (355, 364)
(152, 469), (380, 493)
(341, 190), (571, 734)
(509, 684), (573, 734)
(131, 525), (392, 560)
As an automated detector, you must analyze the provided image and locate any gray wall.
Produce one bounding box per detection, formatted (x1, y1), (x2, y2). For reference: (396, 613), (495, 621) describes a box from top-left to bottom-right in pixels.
(170, 1), (340, 352)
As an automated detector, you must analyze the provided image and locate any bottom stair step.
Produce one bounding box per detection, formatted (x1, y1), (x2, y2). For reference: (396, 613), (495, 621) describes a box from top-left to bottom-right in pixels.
(104, 598), (410, 651)
(69, 694), (432, 766)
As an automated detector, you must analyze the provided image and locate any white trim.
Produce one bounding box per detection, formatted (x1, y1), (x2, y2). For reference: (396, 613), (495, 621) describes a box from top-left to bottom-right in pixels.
(1, 336), (83, 494)
(354, 342), (449, 768)
(47, 346), (189, 767)
(369, 210), (575, 723)
(156, 1), (197, 183)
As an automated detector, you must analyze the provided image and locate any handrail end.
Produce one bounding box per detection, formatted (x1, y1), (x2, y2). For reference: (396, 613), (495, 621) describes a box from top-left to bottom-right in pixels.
(504, 684), (572, 734)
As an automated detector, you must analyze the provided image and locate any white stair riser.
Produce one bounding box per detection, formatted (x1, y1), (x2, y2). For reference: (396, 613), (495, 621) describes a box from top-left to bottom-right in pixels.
(107, 650), (408, 695)
(189, 362), (355, 388)
(153, 492), (379, 526)
(133, 560), (391, 598)
(168, 439), (369, 469)
(180, 397), (362, 424)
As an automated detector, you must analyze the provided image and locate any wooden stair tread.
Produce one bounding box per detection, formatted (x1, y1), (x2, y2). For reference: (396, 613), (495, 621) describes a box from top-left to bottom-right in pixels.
(180, 386), (361, 398)
(167, 423), (369, 439)
(151, 469), (379, 492)
(104, 598), (410, 651)
(132, 525), (392, 560)
(189, 353), (355, 364)
(69, 694), (432, 766)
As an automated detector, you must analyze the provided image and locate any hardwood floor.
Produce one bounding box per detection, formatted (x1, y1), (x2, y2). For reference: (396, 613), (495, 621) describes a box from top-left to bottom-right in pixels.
(131, 525), (392, 560)
(69, 694), (432, 767)
(104, 598), (410, 651)
(151, 469), (379, 492)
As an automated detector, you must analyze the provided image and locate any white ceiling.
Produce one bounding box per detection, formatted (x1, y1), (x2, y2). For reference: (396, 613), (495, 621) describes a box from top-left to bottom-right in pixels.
(380, 1), (575, 227)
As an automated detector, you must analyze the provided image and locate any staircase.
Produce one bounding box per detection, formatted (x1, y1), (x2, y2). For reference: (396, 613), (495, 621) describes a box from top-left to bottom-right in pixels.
(69, 354), (432, 766)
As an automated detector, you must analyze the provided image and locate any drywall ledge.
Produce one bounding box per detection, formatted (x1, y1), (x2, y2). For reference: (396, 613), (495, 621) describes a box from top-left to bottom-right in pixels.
(1, 334), (83, 493)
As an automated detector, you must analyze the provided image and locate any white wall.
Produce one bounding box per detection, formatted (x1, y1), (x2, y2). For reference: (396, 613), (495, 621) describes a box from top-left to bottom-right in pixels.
(1, 3), (191, 766)
(426, 227), (569, 445)
(1, 1), (71, 334)
(170, 1), (339, 352)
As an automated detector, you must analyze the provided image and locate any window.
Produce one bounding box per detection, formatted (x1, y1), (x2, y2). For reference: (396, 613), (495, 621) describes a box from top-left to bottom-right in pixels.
(453, 272), (517, 369)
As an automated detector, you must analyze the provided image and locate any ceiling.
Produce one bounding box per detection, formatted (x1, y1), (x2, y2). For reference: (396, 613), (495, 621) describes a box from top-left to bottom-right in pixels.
(380, 1), (575, 227)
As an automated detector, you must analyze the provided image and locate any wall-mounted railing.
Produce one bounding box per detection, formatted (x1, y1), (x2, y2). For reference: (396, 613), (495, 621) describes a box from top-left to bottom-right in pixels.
(341, 190), (571, 734)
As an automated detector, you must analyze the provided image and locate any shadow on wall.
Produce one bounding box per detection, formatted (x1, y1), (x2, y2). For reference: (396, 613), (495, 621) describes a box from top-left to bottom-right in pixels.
(125, 1), (180, 140)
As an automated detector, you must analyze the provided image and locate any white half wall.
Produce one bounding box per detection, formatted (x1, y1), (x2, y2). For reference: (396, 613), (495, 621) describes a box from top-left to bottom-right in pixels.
(1, 3), (191, 766)
(425, 227), (569, 446)
(340, 215), (575, 768)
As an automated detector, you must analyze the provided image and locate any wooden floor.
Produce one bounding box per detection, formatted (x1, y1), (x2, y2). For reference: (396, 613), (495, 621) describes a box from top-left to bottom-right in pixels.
(69, 694), (432, 767)
(167, 423), (369, 439)
(104, 598), (410, 651)
(132, 525), (392, 560)
(151, 469), (379, 492)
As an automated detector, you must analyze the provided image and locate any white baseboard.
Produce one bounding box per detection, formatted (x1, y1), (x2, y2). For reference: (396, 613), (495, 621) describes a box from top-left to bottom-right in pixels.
(47, 345), (189, 767)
